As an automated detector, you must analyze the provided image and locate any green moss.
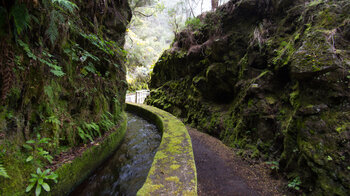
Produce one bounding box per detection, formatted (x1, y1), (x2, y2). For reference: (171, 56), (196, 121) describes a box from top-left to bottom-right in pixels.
(136, 184), (164, 196)
(165, 176), (180, 183)
(170, 164), (181, 170)
(0, 148), (32, 196)
(265, 96), (276, 105)
(51, 113), (127, 195)
(272, 40), (296, 68)
(126, 103), (197, 196)
(146, 0), (350, 194)
(0, 113), (127, 196)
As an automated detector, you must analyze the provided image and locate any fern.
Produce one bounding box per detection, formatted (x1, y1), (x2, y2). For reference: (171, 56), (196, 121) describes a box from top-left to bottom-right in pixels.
(45, 116), (60, 127)
(50, 69), (65, 77)
(17, 40), (37, 60)
(46, 10), (62, 45)
(18, 40), (65, 77)
(10, 3), (31, 35)
(38, 52), (66, 77)
(81, 50), (100, 62)
(0, 163), (9, 178)
(80, 33), (118, 56)
(76, 122), (102, 143)
(77, 127), (93, 143)
(51, 0), (78, 13)
(83, 63), (97, 74)
(83, 122), (101, 138)
(99, 112), (115, 131)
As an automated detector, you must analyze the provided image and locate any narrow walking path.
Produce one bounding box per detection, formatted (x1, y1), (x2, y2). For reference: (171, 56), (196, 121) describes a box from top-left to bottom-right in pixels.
(188, 127), (287, 196)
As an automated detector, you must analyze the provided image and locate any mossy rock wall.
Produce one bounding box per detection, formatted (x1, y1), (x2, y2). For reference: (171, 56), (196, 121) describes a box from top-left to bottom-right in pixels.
(147, 0), (350, 195)
(0, 0), (132, 195)
(126, 103), (197, 196)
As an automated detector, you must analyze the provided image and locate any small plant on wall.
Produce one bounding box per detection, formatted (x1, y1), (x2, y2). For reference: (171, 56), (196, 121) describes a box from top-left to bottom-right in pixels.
(23, 134), (53, 164)
(288, 176), (302, 191)
(26, 168), (58, 196)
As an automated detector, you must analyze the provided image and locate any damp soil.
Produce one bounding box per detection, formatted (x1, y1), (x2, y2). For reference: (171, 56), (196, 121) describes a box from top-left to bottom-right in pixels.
(69, 113), (161, 196)
(188, 127), (290, 196)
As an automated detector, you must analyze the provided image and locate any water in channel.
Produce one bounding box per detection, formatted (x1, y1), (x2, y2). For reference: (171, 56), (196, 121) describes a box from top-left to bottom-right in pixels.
(69, 113), (161, 196)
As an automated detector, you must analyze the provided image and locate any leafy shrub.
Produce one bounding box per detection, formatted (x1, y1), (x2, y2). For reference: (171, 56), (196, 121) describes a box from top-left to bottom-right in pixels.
(185, 17), (204, 30)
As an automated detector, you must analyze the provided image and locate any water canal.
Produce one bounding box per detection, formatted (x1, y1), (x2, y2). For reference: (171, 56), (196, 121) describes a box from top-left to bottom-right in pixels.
(70, 113), (161, 196)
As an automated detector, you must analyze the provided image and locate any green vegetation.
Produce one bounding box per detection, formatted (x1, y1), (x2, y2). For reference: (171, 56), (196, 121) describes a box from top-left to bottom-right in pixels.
(147, 0), (350, 194)
(1, 0), (349, 195)
(26, 168), (58, 196)
(185, 17), (204, 30)
(288, 177), (302, 191)
(0, 0), (131, 194)
(0, 163), (9, 178)
(125, 0), (228, 92)
(266, 161), (279, 171)
(51, 114), (127, 195)
(23, 134), (53, 164)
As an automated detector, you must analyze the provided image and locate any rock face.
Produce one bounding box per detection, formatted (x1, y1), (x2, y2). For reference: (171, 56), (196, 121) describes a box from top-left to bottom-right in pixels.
(0, 0), (131, 194)
(147, 0), (350, 194)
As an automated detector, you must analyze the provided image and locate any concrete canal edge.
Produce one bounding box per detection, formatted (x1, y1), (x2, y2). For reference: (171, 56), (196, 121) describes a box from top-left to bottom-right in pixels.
(50, 112), (128, 196)
(126, 103), (198, 196)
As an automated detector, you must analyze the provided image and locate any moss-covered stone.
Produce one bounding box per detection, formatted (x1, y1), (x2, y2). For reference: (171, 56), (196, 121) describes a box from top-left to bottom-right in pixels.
(126, 103), (197, 196)
(51, 113), (127, 196)
(0, 0), (132, 195)
(146, 0), (350, 194)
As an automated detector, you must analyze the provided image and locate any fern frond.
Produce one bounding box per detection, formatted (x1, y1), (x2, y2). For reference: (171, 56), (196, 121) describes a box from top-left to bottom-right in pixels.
(51, 0), (78, 13)
(10, 3), (31, 35)
(0, 163), (9, 178)
(18, 40), (65, 77)
(46, 11), (60, 45)
(17, 40), (36, 60)
(50, 69), (65, 77)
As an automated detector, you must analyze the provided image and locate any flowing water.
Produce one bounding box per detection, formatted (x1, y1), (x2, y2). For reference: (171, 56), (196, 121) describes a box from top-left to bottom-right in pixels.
(69, 113), (161, 196)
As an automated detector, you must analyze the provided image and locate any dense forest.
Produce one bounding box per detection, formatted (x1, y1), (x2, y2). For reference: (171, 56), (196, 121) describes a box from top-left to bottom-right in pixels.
(1, 0), (350, 195)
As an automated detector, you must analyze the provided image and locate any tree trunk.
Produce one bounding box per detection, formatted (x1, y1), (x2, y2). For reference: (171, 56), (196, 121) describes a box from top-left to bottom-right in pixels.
(211, 0), (219, 10)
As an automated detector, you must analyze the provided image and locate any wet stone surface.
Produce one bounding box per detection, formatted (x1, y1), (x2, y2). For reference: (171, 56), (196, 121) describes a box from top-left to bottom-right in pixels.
(69, 113), (161, 196)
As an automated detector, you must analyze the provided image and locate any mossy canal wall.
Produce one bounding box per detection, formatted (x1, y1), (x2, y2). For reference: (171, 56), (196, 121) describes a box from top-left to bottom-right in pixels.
(50, 113), (128, 196)
(38, 103), (197, 195)
(126, 103), (197, 196)
(52, 103), (197, 195)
